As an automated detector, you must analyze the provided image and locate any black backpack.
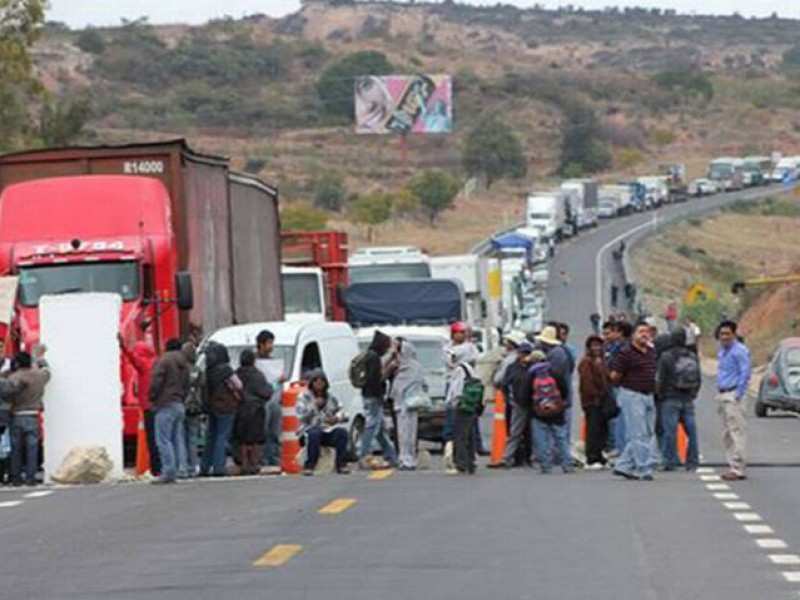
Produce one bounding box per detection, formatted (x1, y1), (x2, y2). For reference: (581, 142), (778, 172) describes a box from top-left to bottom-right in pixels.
(673, 350), (701, 392)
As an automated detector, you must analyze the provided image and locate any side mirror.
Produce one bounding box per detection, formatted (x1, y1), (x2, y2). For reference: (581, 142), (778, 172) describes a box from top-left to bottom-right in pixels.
(175, 272), (193, 311)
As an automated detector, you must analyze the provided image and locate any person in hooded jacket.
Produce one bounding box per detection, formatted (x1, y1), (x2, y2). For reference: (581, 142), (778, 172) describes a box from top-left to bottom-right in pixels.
(201, 341), (242, 477)
(445, 343), (480, 475)
(119, 333), (160, 477)
(578, 335), (612, 470)
(358, 331), (397, 469)
(489, 342), (535, 469)
(657, 328), (701, 471)
(297, 369), (350, 475)
(235, 349), (273, 475)
(389, 338), (429, 471)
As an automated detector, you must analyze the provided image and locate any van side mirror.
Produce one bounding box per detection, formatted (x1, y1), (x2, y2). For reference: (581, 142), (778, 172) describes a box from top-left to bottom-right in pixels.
(175, 272), (193, 311)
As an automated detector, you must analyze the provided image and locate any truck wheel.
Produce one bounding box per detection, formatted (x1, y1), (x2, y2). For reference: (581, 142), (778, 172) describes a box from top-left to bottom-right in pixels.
(348, 416), (365, 462)
(754, 399), (768, 418)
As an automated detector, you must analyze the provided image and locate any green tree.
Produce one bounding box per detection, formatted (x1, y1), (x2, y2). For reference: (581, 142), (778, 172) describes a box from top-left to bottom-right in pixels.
(38, 96), (92, 146)
(348, 192), (393, 241)
(280, 205), (329, 231)
(0, 0), (47, 151)
(407, 169), (459, 226)
(393, 187), (421, 219)
(312, 173), (347, 212)
(781, 46), (800, 72)
(462, 116), (527, 187)
(558, 104), (612, 176)
(316, 51), (394, 120)
(76, 28), (105, 54)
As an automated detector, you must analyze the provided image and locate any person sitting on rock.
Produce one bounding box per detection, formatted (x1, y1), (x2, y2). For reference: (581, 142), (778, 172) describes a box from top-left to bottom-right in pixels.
(297, 369), (350, 476)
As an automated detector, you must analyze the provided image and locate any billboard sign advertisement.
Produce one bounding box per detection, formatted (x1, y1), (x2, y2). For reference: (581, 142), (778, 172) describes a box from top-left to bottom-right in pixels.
(355, 74), (452, 135)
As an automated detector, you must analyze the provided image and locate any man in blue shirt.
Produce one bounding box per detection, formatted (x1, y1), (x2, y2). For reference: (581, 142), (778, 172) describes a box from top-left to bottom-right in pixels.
(715, 320), (751, 481)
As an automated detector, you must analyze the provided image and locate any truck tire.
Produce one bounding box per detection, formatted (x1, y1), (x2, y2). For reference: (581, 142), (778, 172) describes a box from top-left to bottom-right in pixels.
(754, 398), (768, 418)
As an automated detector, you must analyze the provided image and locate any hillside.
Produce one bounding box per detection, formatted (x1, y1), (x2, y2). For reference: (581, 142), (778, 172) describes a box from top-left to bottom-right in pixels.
(31, 1), (800, 251)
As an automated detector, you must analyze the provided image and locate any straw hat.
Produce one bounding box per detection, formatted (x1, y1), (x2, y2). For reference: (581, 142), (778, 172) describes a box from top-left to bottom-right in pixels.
(535, 325), (562, 347)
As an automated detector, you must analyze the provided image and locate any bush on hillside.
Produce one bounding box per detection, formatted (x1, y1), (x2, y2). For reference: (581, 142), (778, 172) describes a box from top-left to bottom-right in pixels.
(312, 173), (348, 212)
(652, 69), (714, 104)
(76, 28), (105, 54)
(462, 116), (527, 187)
(280, 205), (329, 231)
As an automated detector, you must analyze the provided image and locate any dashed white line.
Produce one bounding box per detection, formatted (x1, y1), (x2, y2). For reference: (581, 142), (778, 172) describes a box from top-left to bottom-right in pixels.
(700, 475), (722, 482)
(769, 555), (800, 565)
(723, 502), (752, 510)
(733, 512), (763, 522)
(706, 483), (730, 491)
(757, 539), (789, 550)
(782, 572), (800, 583)
(696, 467), (716, 474)
(714, 493), (739, 500)
(744, 525), (775, 535)
(0, 501), (22, 508)
(24, 490), (52, 499)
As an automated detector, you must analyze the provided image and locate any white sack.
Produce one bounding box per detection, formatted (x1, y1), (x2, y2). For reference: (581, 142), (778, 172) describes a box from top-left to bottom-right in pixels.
(41, 293), (124, 482)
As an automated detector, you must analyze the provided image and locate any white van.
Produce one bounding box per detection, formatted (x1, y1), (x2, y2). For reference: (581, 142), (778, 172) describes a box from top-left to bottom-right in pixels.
(205, 321), (366, 457)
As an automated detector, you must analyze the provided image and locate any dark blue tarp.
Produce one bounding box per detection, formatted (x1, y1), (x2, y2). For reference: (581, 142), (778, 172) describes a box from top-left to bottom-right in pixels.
(346, 280), (464, 326)
(490, 232), (533, 251)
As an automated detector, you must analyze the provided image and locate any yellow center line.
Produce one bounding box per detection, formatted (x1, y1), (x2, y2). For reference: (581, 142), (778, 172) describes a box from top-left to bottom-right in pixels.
(367, 468), (395, 480)
(253, 544), (303, 568)
(318, 498), (358, 515)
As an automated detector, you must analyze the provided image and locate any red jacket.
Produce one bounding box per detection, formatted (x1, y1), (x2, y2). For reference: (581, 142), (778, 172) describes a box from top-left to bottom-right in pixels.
(122, 341), (157, 411)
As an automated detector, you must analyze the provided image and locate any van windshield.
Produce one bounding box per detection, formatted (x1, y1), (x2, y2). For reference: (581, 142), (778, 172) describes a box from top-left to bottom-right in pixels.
(281, 272), (323, 315)
(349, 263), (431, 283)
(18, 262), (140, 307)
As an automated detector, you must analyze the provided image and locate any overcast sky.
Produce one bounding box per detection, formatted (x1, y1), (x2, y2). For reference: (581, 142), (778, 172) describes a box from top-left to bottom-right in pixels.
(47, 0), (800, 28)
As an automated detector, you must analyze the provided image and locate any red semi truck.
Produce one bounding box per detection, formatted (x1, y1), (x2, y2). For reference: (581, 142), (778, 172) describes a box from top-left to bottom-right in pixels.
(0, 140), (283, 449)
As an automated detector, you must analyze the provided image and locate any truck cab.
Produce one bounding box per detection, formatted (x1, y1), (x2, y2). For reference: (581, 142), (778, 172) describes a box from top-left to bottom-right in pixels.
(348, 246), (431, 283)
(281, 266), (326, 322)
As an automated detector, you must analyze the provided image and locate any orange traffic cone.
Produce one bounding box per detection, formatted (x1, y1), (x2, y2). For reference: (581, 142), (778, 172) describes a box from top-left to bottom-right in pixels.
(135, 410), (150, 476)
(677, 423), (688, 463)
(281, 385), (302, 474)
(489, 389), (507, 465)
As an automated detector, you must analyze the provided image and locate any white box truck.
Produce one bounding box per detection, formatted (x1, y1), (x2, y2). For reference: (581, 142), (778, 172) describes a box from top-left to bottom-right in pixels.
(562, 179), (599, 229)
(526, 190), (567, 243)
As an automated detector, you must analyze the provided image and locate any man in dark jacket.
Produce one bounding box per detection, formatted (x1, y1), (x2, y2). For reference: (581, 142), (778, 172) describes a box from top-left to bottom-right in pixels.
(257, 330), (284, 475)
(657, 328), (701, 471)
(358, 330), (397, 469)
(150, 339), (191, 484)
(8, 350), (46, 486)
(490, 343), (534, 468)
(235, 349), (273, 475)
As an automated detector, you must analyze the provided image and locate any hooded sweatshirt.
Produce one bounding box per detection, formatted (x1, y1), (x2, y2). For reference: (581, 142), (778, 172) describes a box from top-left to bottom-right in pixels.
(363, 331), (392, 399)
(656, 328), (701, 402)
(389, 340), (429, 411)
(297, 369), (346, 434)
(122, 341), (157, 411)
(444, 343), (480, 406)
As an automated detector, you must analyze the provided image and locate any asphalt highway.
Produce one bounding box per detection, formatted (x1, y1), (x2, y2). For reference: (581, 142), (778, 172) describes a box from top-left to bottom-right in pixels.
(1, 185), (799, 599)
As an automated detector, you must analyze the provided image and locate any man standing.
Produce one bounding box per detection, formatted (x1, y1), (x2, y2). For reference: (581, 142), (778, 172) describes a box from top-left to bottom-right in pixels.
(490, 343), (534, 469)
(256, 330), (285, 475)
(8, 350), (49, 486)
(609, 322), (659, 481)
(657, 328), (701, 471)
(358, 330), (397, 469)
(149, 339), (191, 484)
(442, 322), (479, 469)
(715, 320), (751, 481)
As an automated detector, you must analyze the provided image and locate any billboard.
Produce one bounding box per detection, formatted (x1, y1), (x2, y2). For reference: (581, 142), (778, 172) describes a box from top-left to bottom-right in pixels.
(355, 74), (452, 135)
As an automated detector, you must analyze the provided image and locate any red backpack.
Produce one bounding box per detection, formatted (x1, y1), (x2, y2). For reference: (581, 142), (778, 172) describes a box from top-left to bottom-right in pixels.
(531, 369), (566, 418)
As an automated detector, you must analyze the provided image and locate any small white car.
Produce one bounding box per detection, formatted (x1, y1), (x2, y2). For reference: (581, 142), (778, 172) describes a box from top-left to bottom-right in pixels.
(688, 178), (719, 197)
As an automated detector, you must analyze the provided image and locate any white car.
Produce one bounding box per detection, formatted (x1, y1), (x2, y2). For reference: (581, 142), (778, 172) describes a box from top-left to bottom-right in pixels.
(204, 321), (366, 459)
(688, 178), (719, 197)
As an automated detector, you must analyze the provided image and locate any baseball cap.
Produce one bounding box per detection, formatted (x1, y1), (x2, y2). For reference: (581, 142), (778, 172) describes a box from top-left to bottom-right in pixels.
(518, 342), (534, 354)
(450, 321), (468, 334)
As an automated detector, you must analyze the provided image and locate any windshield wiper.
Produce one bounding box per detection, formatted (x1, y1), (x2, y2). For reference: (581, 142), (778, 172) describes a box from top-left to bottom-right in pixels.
(53, 287), (85, 295)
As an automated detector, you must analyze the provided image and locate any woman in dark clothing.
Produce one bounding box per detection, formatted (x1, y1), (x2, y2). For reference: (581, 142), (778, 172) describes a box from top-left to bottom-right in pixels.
(235, 349), (273, 475)
(578, 335), (612, 469)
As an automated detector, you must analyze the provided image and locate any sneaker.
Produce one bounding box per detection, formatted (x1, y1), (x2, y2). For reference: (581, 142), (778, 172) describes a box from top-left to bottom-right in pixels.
(262, 465), (282, 476)
(612, 469), (636, 481)
(398, 465), (416, 472)
(445, 468), (459, 476)
(721, 470), (746, 481)
(303, 468), (314, 477)
(151, 478), (176, 485)
(584, 462), (606, 472)
(487, 461), (511, 470)
(640, 474), (655, 482)
(562, 468), (576, 475)
(336, 467), (352, 475)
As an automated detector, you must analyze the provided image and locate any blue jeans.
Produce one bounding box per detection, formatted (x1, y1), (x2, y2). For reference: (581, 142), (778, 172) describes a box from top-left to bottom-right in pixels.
(614, 388), (660, 478)
(184, 415), (202, 476)
(359, 397), (397, 464)
(661, 400), (699, 470)
(10, 415), (39, 483)
(155, 401), (186, 482)
(261, 399), (283, 467)
(532, 418), (571, 473)
(443, 405), (455, 442)
(201, 411), (235, 476)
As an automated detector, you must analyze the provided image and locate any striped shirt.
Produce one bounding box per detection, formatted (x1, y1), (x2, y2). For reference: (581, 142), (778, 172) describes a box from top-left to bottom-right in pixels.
(611, 343), (657, 395)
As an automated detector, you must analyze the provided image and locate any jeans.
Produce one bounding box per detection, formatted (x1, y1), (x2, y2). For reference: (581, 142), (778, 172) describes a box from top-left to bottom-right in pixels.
(261, 398), (282, 467)
(532, 418), (571, 473)
(155, 401), (187, 482)
(503, 402), (530, 464)
(201, 411), (235, 476)
(184, 415), (203, 476)
(359, 397), (397, 464)
(144, 409), (161, 477)
(305, 426), (348, 470)
(614, 388), (660, 478)
(454, 410), (476, 473)
(661, 400), (699, 470)
(584, 405), (608, 465)
(10, 415), (39, 483)
(443, 405), (455, 442)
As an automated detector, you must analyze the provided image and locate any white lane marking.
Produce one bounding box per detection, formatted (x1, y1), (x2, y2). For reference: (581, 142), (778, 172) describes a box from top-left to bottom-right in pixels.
(769, 555), (800, 565)
(0, 501), (22, 508)
(724, 502), (752, 510)
(782, 572), (800, 582)
(696, 467), (715, 474)
(714, 493), (739, 500)
(706, 483), (730, 491)
(24, 491), (52, 499)
(757, 539), (788, 549)
(733, 512), (762, 522)
(594, 217), (657, 315)
(700, 475), (722, 482)
(745, 524), (775, 535)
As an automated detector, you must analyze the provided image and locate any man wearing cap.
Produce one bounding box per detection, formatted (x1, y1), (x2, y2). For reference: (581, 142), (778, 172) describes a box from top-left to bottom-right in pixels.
(490, 343), (538, 469)
(535, 325), (575, 467)
(493, 331), (526, 436)
(442, 322), (478, 468)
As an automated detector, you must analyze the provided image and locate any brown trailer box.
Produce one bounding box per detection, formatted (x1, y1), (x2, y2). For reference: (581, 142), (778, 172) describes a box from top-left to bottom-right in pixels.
(0, 139), (283, 335)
